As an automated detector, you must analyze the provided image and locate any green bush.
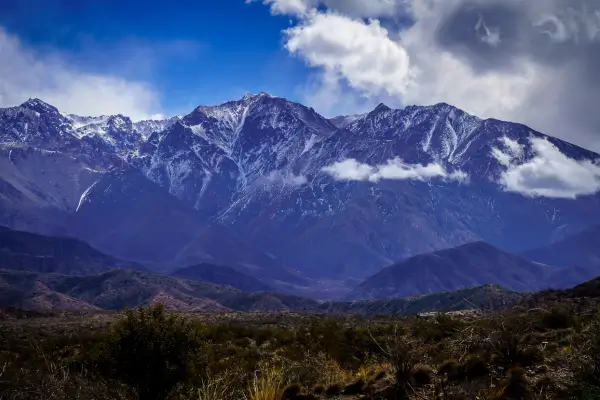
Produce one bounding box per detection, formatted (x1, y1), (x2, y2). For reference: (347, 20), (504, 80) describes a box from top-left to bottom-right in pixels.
(96, 304), (203, 400)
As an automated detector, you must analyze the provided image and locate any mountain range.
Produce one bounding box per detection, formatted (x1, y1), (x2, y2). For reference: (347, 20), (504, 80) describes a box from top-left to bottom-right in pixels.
(0, 225), (598, 313)
(0, 267), (525, 315)
(2, 95), (600, 298)
(0, 225), (143, 275)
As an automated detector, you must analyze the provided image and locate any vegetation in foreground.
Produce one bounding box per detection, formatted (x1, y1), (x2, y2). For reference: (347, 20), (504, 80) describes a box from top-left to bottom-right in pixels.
(1, 298), (600, 400)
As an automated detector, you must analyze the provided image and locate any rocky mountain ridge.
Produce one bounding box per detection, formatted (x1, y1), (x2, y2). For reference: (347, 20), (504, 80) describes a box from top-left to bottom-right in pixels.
(2, 95), (600, 296)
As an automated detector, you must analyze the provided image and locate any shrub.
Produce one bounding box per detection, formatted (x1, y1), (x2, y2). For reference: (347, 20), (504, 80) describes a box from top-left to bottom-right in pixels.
(495, 366), (529, 400)
(246, 365), (284, 400)
(193, 373), (236, 400)
(438, 359), (460, 377)
(571, 312), (600, 396)
(412, 365), (433, 386)
(324, 383), (342, 396)
(412, 314), (462, 342)
(96, 304), (203, 400)
(281, 383), (302, 400)
(462, 354), (488, 380)
(373, 369), (387, 382)
(312, 384), (324, 395)
(343, 378), (366, 395)
(539, 306), (577, 330)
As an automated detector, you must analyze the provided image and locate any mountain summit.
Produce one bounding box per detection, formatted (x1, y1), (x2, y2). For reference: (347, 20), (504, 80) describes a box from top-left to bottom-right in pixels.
(1, 96), (600, 296)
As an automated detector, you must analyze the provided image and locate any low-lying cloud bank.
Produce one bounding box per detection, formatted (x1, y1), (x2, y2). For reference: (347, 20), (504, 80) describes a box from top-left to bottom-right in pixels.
(493, 136), (600, 199)
(322, 158), (468, 183)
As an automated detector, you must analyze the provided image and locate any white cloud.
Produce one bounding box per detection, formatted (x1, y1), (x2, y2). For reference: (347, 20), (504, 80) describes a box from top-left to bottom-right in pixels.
(285, 13), (413, 99)
(322, 158), (468, 183)
(322, 159), (375, 181)
(264, 170), (308, 186)
(0, 27), (163, 120)
(253, 0), (600, 152)
(493, 136), (600, 198)
(273, 0), (539, 126)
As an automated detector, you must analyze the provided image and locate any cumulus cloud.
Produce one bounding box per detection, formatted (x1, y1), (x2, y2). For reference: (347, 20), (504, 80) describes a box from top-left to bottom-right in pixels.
(252, 0), (600, 152)
(0, 27), (163, 120)
(322, 158), (468, 183)
(285, 13), (413, 99)
(493, 136), (600, 199)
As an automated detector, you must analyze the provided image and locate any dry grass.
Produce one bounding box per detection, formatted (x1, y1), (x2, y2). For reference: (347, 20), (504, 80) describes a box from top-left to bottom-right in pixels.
(244, 363), (284, 400)
(193, 373), (237, 400)
(1, 301), (600, 400)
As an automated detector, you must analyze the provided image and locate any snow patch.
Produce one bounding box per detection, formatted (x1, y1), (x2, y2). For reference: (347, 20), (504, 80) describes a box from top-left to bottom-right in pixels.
(301, 134), (318, 155)
(76, 180), (99, 211)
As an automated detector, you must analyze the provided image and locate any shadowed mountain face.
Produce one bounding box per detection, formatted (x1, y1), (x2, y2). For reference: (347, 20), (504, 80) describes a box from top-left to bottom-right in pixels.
(522, 225), (600, 272)
(0, 269), (317, 312)
(518, 226), (600, 290)
(346, 242), (559, 301)
(171, 263), (272, 292)
(1, 96), (600, 295)
(0, 226), (144, 275)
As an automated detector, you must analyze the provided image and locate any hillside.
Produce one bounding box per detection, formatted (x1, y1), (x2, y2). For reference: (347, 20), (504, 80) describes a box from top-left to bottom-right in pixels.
(171, 263), (272, 292)
(0, 226), (143, 275)
(347, 242), (557, 301)
(0, 269), (317, 312)
(0, 267), (526, 316)
(320, 284), (522, 315)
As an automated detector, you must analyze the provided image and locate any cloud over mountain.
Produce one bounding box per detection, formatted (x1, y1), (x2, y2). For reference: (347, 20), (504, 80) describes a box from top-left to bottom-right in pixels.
(494, 136), (600, 199)
(253, 0), (600, 151)
(322, 158), (468, 183)
(0, 27), (163, 120)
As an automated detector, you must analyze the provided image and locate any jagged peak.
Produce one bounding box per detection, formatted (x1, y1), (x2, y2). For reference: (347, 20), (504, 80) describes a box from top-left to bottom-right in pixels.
(20, 98), (59, 114)
(402, 102), (463, 115)
(241, 92), (276, 101)
(373, 103), (391, 112)
(107, 114), (132, 123)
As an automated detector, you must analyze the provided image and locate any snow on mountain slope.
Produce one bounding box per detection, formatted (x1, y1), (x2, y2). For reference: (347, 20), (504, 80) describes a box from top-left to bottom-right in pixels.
(329, 113), (367, 129)
(132, 92), (340, 213)
(0, 99), (79, 148)
(2, 95), (600, 291)
(133, 116), (182, 139)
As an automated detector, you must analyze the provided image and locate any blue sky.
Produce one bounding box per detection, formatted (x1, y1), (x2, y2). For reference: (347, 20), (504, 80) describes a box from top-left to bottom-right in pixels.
(0, 0), (309, 115)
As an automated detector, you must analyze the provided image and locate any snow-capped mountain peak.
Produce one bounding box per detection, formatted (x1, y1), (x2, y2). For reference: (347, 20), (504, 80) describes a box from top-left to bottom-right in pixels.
(20, 98), (60, 115)
(241, 92), (276, 101)
(329, 113), (368, 129)
(2, 95), (600, 289)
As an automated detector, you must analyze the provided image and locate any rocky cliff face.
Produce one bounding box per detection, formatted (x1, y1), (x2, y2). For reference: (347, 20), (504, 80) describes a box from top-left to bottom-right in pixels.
(2, 95), (600, 296)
